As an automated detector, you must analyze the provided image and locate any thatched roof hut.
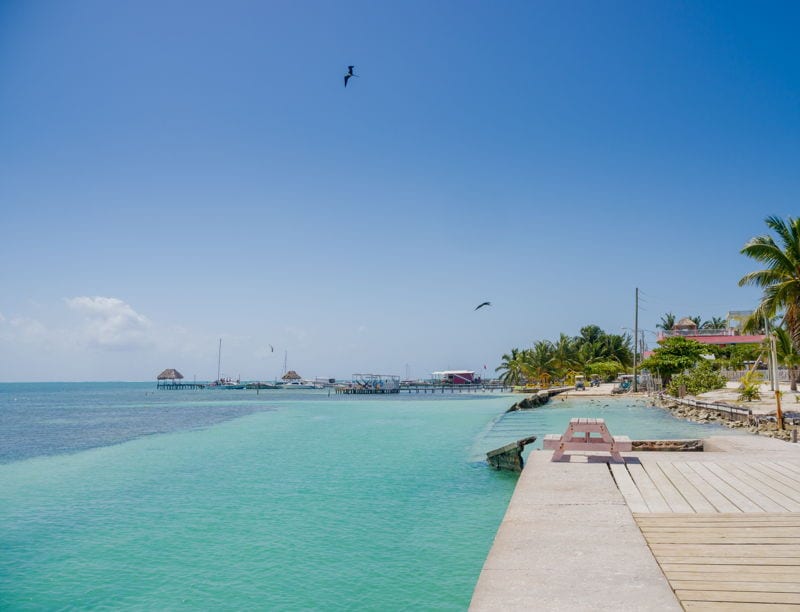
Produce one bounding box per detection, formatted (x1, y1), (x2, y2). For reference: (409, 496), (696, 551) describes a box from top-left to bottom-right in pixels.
(673, 317), (698, 330)
(157, 368), (184, 380)
(282, 370), (302, 381)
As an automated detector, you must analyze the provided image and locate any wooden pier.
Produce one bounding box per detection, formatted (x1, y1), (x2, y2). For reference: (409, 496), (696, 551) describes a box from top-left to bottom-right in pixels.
(156, 382), (206, 390)
(335, 386), (400, 395)
(399, 383), (512, 394)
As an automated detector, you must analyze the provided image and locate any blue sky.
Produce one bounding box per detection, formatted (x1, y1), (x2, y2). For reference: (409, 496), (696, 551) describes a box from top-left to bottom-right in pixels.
(1, 1), (798, 382)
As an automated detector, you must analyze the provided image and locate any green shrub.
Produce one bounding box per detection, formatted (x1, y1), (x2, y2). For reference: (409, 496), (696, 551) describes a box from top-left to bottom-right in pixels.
(666, 361), (727, 397)
(737, 370), (762, 402)
(738, 384), (761, 402)
(585, 360), (625, 382)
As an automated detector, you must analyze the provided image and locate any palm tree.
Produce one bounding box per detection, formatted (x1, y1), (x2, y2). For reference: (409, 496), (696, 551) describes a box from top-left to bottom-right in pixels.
(657, 312), (676, 331)
(495, 348), (527, 386)
(690, 315), (703, 328)
(523, 341), (555, 383)
(603, 333), (634, 367)
(702, 316), (727, 330)
(576, 340), (605, 372)
(578, 325), (604, 345)
(739, 215), (800, 354)
(550, 333), (577, 377)
(774, 327), (800, 392)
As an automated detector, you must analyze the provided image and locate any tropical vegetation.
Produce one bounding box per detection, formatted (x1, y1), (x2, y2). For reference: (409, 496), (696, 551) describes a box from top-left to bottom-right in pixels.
(496, 216), (800, 400)
(495, 325), (633, 385)
(665, 361), (726, 397)
(638, 336), (707, 386)
(740, 215), (800, 390)
(737, 370), (763, 402)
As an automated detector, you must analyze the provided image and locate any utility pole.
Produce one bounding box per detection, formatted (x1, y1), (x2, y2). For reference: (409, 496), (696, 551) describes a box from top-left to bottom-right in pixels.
(633, 287), (639, 392)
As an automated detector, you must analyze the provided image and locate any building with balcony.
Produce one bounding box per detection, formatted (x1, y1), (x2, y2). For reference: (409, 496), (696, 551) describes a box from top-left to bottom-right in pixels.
(656, 311), (766, 348)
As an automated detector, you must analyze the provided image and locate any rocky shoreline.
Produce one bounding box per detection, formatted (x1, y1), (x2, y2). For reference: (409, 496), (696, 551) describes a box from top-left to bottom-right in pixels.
(654, 394), (798, 442)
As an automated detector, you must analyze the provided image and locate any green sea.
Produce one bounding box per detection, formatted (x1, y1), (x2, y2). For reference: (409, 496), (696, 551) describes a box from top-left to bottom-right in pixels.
(0, 384), (736, 610)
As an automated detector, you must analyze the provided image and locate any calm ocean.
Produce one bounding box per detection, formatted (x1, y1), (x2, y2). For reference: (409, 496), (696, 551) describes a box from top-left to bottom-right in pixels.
(0, 384), (735, 610)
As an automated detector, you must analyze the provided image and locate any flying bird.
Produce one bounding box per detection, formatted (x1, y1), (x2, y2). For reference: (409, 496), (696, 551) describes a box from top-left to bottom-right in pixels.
(474, 302), (491, 311)
(269, 345), (274, 353)
(344, 65), (358, 87)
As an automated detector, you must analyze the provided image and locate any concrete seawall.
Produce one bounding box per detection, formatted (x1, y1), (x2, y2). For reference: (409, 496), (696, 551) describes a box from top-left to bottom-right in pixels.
(470, 452), (680, 610)
(471, 435), (800, 610)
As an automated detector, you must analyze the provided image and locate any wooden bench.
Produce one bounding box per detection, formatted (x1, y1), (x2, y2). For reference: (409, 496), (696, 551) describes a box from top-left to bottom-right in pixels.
(543, 418), (631, 462)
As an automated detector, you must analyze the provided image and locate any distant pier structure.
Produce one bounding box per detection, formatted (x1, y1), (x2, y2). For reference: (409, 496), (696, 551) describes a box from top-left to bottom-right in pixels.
(156, 368), (205, 390)
(335, 374), (401, 394)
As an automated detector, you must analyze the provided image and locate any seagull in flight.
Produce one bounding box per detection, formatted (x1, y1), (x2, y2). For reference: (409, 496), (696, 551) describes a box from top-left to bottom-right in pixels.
(344, 65), (358, 87)
(474, 301), (491, 311)
(269, 345), (274, 353)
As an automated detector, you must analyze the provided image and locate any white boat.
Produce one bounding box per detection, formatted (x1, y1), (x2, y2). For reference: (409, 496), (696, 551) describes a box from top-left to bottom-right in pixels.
(277, 380), (322, 389)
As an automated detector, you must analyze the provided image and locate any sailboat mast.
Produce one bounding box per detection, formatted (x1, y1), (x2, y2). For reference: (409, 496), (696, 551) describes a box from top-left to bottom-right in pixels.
(217, 338), (222, 382)
(283, 350), (287, 374)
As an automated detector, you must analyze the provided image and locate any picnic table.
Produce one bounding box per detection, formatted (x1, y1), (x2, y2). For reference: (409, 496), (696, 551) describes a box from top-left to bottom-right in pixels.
(543, 417), (631, 462)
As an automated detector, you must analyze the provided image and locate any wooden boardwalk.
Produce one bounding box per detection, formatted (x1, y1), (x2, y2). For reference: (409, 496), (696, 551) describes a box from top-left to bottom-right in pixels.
(613, 459), (800, 609)
(612, 460), (800, 514)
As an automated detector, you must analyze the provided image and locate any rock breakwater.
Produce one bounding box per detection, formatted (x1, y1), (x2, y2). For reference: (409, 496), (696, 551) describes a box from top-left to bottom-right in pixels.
(656, 395), (798, 442)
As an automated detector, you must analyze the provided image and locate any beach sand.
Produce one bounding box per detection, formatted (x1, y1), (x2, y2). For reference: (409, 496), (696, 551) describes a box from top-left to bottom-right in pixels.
(698, 381), (800, 416)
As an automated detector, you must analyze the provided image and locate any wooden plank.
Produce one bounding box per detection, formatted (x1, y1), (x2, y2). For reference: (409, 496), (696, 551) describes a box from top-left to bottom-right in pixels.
(675, 590), (800, 604)
(673, 462), (742, 513)
(738, 463), (800, 505)
(661, 563), (800, 574)
(672, 580), (800, 593)
(658, 556), (800, 566)
(646, 534), (800, 544)
(636, 515), (800, 525)
(667, 571), (800, 582)
(655, 461), (716, 513)
(626, 463), (672, 512)
(636, 517), (800, 523)
(638, 513), (800, 518)
(640, 527), (800, 537)
(640, 461), (695, 513)
(704, 462), (795, 512)
(650, 544), (800, 557)
(609, 462), (649, 513)
(684, 462), (765, 512)
(749, 461), (800, 483)
(774, 461), (800, 479)
(684, 603), (800, 611)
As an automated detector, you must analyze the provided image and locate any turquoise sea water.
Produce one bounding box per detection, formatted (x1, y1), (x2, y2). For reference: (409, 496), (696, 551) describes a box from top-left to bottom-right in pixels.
(0, 384), (737, 610)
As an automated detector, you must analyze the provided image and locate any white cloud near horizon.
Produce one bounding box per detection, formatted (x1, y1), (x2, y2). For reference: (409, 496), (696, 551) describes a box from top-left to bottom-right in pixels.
(65, 296), (153, 350)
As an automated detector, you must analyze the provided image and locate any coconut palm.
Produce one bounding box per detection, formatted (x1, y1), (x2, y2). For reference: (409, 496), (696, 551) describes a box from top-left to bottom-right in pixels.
(739, 215), (800, 353)
(495, 348), (527, 386)
(523, 341), (555, 383)
(603, 333), (634, 367)
(576, 340), (605, 372)
(578, 325), (604, 345)
(657, 312), (676, 331)
(774, 327), (800, 392)
(550, 333), (578, 376)
(702, 316), (727, 330)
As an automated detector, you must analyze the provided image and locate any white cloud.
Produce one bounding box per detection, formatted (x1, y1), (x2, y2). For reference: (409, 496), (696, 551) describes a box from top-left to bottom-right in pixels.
(65, 296), (153, 350)
(8, 316), (48, 342)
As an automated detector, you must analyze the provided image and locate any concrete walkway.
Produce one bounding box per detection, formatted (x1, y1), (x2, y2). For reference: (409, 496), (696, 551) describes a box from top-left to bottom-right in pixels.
(470, 435), (800, 611)
(470, 452), (680, 610)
